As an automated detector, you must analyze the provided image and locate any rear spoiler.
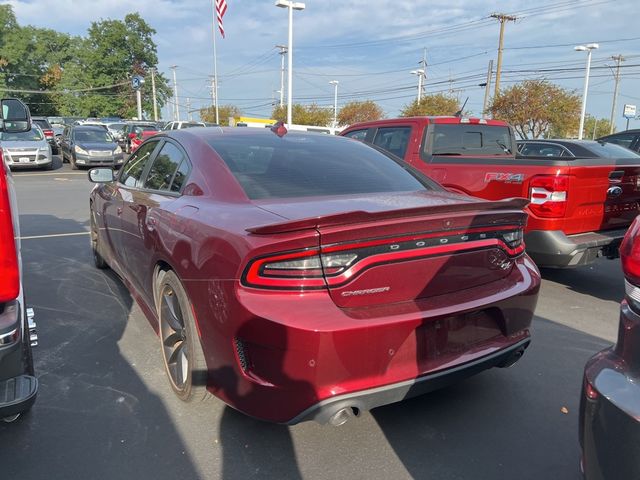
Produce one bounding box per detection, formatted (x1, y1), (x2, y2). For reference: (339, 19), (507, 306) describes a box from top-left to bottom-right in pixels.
(247, 197), (529, 235)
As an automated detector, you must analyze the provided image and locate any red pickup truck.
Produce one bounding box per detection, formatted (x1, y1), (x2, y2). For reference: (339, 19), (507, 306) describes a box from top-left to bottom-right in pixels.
(341, 116), (640, 268)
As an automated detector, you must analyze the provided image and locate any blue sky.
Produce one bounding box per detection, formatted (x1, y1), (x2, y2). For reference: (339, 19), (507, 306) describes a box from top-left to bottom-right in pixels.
(7, 0), (640, 130)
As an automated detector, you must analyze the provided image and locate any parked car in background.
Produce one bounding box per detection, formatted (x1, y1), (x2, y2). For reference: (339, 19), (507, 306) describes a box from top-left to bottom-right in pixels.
(60, 125), (123, 169)
(1, 125), (52, 170)
(130, 128), (158, 153)
(162, 120), (206, 130)
(120, 123), (157, 153)
(580, 215), (640, 479)
(88, 127), (540, 424)
(0, 98), (39, 422)
(31, 117), (57, 154)
(105, 122), (127, 143)
(341, 117), (640, 268)
(597, 129), (640, 154)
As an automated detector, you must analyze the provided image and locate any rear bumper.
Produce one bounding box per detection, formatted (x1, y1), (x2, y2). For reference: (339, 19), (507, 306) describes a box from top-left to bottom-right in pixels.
(0, 301), (38, 417)
(524, 228), (626, 268)
(209, 255), (540, 423)
(288, 338), (530, 425)
(580, 301), (640, 480)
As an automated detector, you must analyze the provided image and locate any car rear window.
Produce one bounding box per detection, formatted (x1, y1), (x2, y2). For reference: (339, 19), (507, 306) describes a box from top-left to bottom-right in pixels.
(584, 141), (640, 158)
(429, 124), (513, 156)
(208, 133), (433, 199)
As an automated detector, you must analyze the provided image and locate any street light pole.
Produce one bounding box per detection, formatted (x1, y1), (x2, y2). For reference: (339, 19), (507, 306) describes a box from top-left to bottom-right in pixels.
(329, 80), (339, 127)
(275, 0), (305, 127)
(170, 65), (180, 122)
(575, 43), (599, 140)
(150, 67), (158, 121)
(410, 69), (425, 102)
(276, 44), (287, 108)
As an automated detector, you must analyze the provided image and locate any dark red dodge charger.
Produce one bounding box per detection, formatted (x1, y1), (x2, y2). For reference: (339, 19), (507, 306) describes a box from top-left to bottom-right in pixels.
(88, 127), (540, 425)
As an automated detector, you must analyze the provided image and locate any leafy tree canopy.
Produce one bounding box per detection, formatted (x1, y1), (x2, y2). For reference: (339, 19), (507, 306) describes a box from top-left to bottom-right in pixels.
(400, 94), (460, 117)
(337, 100), (384, 126)
(272, 104), (333, 126)
(200, 104), (240, 126)
(490, 80), (581, 139)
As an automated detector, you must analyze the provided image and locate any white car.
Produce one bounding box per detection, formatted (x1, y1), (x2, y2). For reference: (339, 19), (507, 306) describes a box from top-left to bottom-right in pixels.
(1, 125), (52, 170)
(162, 121), (206, 130)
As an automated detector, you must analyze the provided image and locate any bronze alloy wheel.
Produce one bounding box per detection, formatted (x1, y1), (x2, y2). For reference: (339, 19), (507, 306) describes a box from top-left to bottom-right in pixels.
(156, 270), (209, 402)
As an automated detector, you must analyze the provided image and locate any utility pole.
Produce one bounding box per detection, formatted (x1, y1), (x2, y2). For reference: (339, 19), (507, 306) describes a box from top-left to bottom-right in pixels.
(150, 67), (158, 121)
(609, 55), (624, 134)
(491, 13), (517, 98)
(482, 59), (494, 118)
(419, 48), (427, 96)
(186, 98), (192, 121)
(276, 45), (287, 107)
(170, 65), (180, 121)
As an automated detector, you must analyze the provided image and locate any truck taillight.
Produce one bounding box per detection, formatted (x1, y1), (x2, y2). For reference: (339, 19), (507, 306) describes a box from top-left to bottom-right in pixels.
(0, 155), (20, 303)
(620, 216), (640, 287)
(529, 175), (569, 218)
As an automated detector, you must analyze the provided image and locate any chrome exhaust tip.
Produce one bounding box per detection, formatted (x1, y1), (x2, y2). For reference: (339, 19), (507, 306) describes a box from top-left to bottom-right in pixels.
(26, 308), (37, 347)
(328, 407), (356, 426)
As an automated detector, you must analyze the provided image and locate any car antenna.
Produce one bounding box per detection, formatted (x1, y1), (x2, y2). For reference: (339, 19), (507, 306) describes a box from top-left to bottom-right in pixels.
(454, 97), (469, 117)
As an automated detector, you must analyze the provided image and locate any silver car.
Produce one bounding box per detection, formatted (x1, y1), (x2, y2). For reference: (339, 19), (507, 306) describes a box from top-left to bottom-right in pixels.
(1, 125), (52, 170)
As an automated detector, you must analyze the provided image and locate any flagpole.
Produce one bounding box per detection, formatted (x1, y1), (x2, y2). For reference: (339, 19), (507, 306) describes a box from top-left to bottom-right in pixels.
(212, 0), (220, 124)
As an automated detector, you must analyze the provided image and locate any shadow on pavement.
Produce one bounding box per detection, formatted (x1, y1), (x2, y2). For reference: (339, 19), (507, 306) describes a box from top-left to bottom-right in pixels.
(540, 258), (624, 304)
(372, 316), (609, 480)
(0, 215), (201, 480)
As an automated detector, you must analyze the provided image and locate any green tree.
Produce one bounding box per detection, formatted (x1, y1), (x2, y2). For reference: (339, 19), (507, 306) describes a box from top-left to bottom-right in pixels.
(581, 115), (613, 140)
(337, 100), (383, 126)
(200, 104), (240, 126)
(272, 103), (333, 126)
(490, 80), (581, 139)
(400, 94), (460, 117)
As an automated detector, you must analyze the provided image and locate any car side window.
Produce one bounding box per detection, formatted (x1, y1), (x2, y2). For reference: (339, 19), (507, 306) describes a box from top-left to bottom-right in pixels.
(372, 127), (411, 158)
(519, 143), (565, 157)
(144, 142), (187, 192)
(343, 129), (368, 141)
(119, 141), (159, 188)
(601, 133), (637, 149)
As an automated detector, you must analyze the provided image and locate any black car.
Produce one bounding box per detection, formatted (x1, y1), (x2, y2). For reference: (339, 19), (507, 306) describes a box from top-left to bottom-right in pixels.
(580, 217), (640, 479)
(0, 98), (38, 423)
(597, 129), (640, 154)
(517, 138), (640, 159)
(59, 125), (124, 169)
(31, 116), (58, 154)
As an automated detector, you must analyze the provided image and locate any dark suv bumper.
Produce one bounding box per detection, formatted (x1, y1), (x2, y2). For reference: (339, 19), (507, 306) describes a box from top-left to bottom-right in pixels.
(0, 301), (37, 418)
(524, 228), (626, 268)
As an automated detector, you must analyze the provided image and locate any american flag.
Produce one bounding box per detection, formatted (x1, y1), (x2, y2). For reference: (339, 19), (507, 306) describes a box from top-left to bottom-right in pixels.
(215, 0), (227, 38)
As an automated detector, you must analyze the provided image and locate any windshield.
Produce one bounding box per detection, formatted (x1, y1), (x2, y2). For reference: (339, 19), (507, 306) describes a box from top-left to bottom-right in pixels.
(430, 124), (513, 155)
(108, 123), (126, 132)
(585, 141), (640, 158)
(74, 129), (114, 143)
(209, 133), (435, 200)
(0, 128), (44, 141)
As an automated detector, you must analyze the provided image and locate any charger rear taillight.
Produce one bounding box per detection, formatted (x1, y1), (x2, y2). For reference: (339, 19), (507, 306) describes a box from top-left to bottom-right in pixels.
(242, 225), (525, 290)
(620, 216), (640, 287)
(529, 175), (569, 218)
(0, 157), (20, 303)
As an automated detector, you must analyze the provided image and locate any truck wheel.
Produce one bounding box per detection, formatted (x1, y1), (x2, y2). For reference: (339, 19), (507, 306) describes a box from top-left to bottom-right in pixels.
(90, 208), (108, 269)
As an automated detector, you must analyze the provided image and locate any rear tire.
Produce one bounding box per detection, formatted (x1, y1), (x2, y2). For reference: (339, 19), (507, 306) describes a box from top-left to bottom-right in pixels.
(155, 270), (209, 402)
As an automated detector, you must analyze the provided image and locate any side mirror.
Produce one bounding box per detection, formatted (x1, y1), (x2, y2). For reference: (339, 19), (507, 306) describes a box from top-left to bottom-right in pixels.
(1, 98), (31, 133)
(128, 133), (137, 139)
(88, 168), (115, 183)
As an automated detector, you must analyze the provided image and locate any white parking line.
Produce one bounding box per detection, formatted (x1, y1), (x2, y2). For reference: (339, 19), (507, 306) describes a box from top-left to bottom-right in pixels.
(13, 172), (87, 177)
(20, 232), (90, 240)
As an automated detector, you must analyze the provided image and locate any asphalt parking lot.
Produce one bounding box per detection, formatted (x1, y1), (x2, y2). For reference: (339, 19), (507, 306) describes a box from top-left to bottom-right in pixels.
(0, 158), (620, 479)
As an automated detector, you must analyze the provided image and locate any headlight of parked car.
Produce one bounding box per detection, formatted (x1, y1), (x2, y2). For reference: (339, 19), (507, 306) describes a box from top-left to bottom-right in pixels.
(74, 145), (88, 155)
(114, 145), (122, 154)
